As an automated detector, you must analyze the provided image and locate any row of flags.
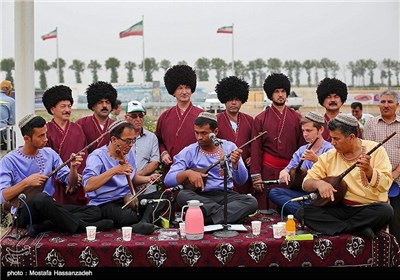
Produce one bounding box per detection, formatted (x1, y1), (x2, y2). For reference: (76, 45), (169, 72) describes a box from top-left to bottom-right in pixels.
(41, 22), (233, 41)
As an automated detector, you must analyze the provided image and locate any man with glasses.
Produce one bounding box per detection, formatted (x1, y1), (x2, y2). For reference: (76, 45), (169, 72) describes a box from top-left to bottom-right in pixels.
(125, 100), (160, 194)
(82, 121), (166, 235)
(76, 81), (117, 154)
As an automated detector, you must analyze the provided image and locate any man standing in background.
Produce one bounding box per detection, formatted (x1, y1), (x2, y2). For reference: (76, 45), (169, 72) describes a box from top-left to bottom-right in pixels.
(364, 89), (400, 243)
(0, 80), (15, 150)
(155, 65), (203, 187)
(350, 101), (373, 134)
(215, 76), (253, 194)
(76, 81), (117, 154)
(125, 100), (160, 194)
(251, 73), (305, 211)
(42, 85), (88, 205)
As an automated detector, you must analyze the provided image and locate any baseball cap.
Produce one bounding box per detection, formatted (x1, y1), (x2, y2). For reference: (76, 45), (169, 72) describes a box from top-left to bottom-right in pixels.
(126, 100), (146, 113)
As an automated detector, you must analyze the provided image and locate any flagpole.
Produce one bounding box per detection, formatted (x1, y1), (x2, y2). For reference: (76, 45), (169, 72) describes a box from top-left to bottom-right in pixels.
(142, 15), (145, 83)
(231, 23), (234, 75)
(56, 27), (60, 83)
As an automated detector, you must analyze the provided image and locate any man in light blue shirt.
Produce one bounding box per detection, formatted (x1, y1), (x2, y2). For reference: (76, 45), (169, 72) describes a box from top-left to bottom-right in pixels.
(0, 80), (15, 149)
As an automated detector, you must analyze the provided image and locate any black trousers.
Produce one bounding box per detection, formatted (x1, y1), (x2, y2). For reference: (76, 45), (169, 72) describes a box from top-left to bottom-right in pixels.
(389, 195), (400, 243)
(303, 202), (393, 236)
(18, 192), (102, 234)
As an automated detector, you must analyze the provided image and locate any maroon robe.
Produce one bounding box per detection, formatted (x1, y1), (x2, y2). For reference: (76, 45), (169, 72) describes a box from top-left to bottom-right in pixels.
(46, 120), (88, 205)
(323, 113), (362, 142)
(76, 115), (113, 154)
(217, 111), (253, 194)
(155, 103), (204, 188)
(250, 106), (306, 209)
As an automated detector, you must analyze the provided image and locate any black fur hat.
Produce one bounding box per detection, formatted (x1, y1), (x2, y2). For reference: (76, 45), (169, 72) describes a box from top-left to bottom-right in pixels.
(42, 85), (74, 115)
(263, 73), (291, 100)
(164, 65), (197, 95)
(86, 81), (117, 110)
(215, 76), (249, 104)
(316, 77), (348, 106)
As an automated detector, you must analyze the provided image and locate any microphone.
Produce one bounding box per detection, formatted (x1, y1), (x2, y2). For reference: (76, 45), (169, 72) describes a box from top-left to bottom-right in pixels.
(140, 198), (168, 206)
(209, 133), (221, 146)
(289, 192), (318, 202)
(166, 185), (183, 192)
(260, 180), (281, 185)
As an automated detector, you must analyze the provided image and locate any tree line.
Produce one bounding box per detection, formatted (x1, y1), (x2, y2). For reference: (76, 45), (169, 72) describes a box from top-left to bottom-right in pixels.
(1, 57), (399, 90)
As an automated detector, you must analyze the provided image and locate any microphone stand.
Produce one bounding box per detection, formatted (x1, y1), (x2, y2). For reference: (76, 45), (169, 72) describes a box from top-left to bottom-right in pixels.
(259, 187), (276, 215)
(296, 200), (309, 235)
(7, 200), (24, 240)
(213, 141), (239, 238)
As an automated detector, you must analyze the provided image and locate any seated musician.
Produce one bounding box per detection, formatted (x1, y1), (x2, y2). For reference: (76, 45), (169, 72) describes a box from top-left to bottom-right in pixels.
(164, 112), (258, 225)
(302, 113), (394, 239)
(82, 120), (165, 235)
(0, 114), (114, 236)
(269, 111), (333, 216)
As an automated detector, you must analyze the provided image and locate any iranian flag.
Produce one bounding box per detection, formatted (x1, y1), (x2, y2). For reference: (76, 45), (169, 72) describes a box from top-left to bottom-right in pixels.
(217, 25), (233, 34)
(41, 28), (57, 40)
(119, 20), (144, 38)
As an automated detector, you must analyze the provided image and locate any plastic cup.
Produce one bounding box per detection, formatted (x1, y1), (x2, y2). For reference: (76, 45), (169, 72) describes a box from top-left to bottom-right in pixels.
(272, 224), (283, 239)
(122, 226), (132, 241)
(86, 226), (97, 241)
(179, 222), (186, 238)
(251, 221), (262, 236)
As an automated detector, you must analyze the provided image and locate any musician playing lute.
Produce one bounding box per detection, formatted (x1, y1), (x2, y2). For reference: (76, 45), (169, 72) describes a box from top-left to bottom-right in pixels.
(0, 114), (114, 237)
(164, 112), (258, 225)
(302, 113), (394, 239)
(269, 111), (333, 216)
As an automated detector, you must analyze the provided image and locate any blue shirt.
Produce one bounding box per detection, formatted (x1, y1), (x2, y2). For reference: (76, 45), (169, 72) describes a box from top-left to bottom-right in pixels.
(0, 90), (15, 129)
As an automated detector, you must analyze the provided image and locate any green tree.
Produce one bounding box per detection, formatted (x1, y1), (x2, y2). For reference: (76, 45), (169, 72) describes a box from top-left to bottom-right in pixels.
(105, 57), (120, 83)
(347, 61), (357, 87)
(247, 60), (258, 87)
(1, 58), (15, 84)
(232, 60), (248, 80)
(159, 59), (171, 74)
(69, 59), (85, 84)
(365, 59), (377, 86)
(139, 57), (158, 82)
(51, 58), (66, 83)
(283, 60), (295, 83)
(382, 58), (395, 87)
(312, 59), (321, 86)
(330, 61), (340, 78)
(87, 59), (102, 83)
(125, 61), (136, 83)
(210, 58), (228, 81)
(266, 58), (282, 74)
(194, 57), (210, 81)
(302, 60), (314, 87)
(177, 60), (188, 65)
(34, 58), (50, 90)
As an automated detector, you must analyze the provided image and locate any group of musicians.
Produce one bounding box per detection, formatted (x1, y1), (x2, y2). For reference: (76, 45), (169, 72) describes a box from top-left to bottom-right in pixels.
(0, 65), (397, 241)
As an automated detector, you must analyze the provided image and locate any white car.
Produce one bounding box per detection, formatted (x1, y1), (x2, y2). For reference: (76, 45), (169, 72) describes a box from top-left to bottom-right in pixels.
(203, 92), (226, 113)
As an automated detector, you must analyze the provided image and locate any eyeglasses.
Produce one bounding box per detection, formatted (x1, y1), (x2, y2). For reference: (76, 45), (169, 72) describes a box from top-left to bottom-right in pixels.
(127, 113), (145, 119)
(116, 137), (136, 145)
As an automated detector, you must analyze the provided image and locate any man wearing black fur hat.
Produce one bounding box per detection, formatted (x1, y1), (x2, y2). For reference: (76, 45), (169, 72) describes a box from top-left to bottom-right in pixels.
(42, 85), (88, 205)
(215, 76), (254, 194)
(316, 77), (362, 141)
(76, 81), (117, 154)
(250, 73), (305, 211)
(155, 65), (204, 187)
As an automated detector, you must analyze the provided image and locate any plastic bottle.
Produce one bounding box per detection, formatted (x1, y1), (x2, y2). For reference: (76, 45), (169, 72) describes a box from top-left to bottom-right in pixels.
(286, 215), (296, 236)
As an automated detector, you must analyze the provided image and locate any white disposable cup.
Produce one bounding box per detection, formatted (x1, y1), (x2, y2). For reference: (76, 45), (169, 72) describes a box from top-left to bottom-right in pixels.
(179, 222), (186, 237)
(122, 226), (132, 241)
(272, 224), (283, 239)
(86, 226), (97, 241)
(278, 222), (286, 236)
(251, 221), (262, 236)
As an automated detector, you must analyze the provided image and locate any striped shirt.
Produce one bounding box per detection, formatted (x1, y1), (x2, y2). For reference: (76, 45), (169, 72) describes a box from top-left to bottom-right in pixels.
(364, 115), (400, 185)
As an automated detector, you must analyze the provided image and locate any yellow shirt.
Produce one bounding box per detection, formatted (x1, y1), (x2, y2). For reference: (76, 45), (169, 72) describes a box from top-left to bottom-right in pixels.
(304, 139), (393, 204)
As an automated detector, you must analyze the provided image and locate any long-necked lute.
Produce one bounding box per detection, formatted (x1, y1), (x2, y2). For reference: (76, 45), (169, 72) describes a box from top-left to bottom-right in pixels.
(312, 131), (396, 207)
(287, 137), (319, 191)
(183, 131), (267, 191)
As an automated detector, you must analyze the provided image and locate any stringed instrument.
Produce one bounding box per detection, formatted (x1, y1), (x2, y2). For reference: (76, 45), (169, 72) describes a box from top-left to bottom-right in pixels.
(287, 137), (319, 191)
(116, 147), (139, 210)
(183, 131), (267, 192)
(312, 132), (397, 207)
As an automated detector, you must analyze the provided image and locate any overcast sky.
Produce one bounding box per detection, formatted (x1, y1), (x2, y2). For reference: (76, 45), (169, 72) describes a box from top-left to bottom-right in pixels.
(1, 0), (399, 87)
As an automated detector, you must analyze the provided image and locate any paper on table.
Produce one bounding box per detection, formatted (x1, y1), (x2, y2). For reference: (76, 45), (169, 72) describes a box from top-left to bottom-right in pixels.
(204, 224), (247, 232)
